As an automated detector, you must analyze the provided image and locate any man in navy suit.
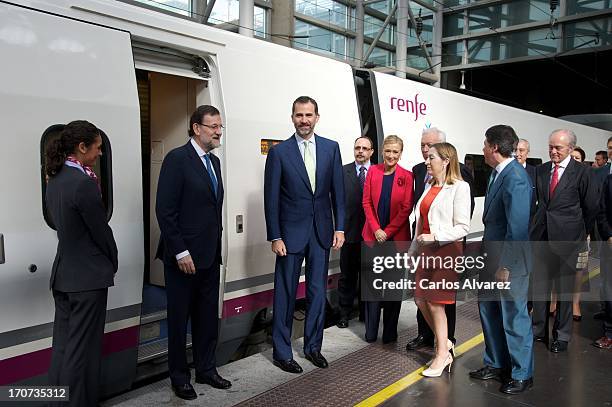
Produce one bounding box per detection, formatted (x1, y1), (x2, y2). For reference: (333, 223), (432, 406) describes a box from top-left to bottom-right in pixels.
(515, 138), (537, 217)
(337, 136), (374, 328)
(469, 125), (534, 395)
(264, 96), (345, 373)
(156, 105), (231, 400)
(594, 174), (612, 348)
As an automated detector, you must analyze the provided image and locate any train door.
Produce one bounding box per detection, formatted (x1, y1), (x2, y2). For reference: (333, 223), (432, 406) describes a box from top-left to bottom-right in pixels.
(131, 48), (217, 377)
(0, 1), (142, 396)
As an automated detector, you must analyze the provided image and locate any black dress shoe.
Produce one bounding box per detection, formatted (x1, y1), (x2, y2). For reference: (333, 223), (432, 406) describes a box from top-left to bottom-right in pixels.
(273, 358), (303, 374)
(172, 383), (197, 400)
(533, 336), (547, 343)
(573, 315), (582, 322)
(500, 378), (533, 394)
(336, 318), (349, 328)
(195, 373), (232, 389)
(305, 351), (328, 368)
(405, 335), (434, 351)
(469, 366), (503, 381)
(550, 340), (568, 353)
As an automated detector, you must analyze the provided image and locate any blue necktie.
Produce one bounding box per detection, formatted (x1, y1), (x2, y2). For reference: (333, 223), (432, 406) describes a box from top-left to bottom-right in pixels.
(204, 154), (218, 197)
(486, 171), (497, 195)
(359, 166), (366, 189)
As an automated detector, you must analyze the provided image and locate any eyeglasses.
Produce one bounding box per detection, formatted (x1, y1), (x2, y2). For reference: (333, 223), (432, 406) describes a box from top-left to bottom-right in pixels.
(354, 146), (372, 151)
(199, 123), (224, 131)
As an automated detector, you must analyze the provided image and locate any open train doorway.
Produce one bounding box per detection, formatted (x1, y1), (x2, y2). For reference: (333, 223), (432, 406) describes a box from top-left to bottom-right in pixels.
(135, 65), (211, 379)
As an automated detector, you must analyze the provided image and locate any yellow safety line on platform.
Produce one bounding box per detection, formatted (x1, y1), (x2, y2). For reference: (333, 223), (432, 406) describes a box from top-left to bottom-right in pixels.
(355, 333), (485, 407)
(355, 264), (601, 407)
(584, 266), (600, 283)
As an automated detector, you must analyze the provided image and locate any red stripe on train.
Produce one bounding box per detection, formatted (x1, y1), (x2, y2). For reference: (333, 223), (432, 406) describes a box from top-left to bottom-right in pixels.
(0, 325), (139, 385)
(222, 273), (340, 318)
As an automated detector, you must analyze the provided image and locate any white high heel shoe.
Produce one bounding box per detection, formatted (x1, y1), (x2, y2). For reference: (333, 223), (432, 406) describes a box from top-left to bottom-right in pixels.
(422, 353), (453, 377)
(426, 339), (454, 367)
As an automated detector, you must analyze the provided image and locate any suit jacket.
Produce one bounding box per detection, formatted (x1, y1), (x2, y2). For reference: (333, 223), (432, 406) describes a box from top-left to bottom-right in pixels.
(156, 141), (224, 269)
(412, 162), (475, 217)
(525, 163), (537, 217)
(264, 134), (345, 253)
(597, 174), (612, 240)
(362, 164), (413, 242)
(482, 159), (531, 275)
(530, 158), (596, 243)
(593, 162), (611, 187)
(409, 180), (471, 254)
(46, 165), (118, 292)
(342, 162), (366, 243)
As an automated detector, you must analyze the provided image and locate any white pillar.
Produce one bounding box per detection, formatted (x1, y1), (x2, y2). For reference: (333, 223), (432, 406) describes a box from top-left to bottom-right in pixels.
(396, 0), (408, 78)
(239, 0), (254, 38)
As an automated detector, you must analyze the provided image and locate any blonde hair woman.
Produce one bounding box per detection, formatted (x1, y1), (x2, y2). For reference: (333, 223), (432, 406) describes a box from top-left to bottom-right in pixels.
(409, 142), (470, 377)
(362, 135), (414, 343)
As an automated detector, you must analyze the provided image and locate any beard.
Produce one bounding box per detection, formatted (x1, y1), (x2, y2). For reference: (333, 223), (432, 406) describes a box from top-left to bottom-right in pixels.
(296, 125), (314, 138)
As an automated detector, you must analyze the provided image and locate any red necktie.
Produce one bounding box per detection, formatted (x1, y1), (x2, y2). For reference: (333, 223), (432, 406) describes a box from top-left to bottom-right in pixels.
(549, 164), (559, 198)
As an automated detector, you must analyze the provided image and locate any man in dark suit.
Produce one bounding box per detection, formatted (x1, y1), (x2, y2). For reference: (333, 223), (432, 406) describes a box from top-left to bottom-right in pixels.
(406, 128), (474, 351)
(530, 129), (597, 353)
(264, 96), (345, 373)
(515, 138), (537, 217)
(592, 136), (611, 320)
(337, 136), (374, 328)
(593, 174), (612, 348)
(469, 125), (533, 394)
(46, 121), (118, 407)
(156, 105), (230, 400)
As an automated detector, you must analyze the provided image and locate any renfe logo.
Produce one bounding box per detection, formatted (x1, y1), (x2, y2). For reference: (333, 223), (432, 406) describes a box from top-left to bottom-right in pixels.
(390, 95), (427, 121)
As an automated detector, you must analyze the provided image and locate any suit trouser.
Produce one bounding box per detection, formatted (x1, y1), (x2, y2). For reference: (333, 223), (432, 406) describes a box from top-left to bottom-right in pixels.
(272, 230), (329, 361)
(48, 288), (108, 407)
(416, 304), (456, 343)
(531, 243), (577, 342)
(478, 274), (534, 380)
(601, 242), (612, 338)
(364, 300), (402, 342)
(165, 262), (220, 386)
(338, 241), (362, 318)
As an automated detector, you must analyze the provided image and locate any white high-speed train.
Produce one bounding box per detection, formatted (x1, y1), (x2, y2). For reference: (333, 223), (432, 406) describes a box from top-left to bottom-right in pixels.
(0, 0), (608, 398)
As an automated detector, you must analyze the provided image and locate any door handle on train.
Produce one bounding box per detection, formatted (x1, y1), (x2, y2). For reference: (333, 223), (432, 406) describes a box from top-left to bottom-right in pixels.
(0, 234), (5, 264)
(236, 215), (244, 233)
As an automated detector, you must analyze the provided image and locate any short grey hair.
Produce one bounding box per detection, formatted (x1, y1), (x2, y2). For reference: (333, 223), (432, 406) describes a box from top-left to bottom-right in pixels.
(550, 129), (577, 148)
(422, 127), (446, 142)
(518, 138), (530, 151)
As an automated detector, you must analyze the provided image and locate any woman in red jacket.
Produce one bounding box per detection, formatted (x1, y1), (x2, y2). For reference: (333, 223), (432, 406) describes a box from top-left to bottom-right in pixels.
(362, 135), (414, 343)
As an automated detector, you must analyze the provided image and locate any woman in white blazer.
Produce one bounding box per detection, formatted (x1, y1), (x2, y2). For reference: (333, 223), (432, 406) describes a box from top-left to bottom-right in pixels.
(409, 142), (471, 377)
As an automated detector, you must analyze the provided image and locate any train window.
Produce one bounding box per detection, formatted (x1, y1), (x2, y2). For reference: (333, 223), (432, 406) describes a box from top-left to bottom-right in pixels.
(464, 154), (492, 197)
(40, 124), (113, 230)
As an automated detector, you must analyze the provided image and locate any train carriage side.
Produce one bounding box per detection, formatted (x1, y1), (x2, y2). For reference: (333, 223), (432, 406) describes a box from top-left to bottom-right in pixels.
(0, 1), (143, 395)
(368, 71), (610, 237)
(0, 0), (362, 395)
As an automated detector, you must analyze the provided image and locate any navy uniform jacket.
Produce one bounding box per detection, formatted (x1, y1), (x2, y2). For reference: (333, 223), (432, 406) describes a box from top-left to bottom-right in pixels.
(46, 165), (118, 292)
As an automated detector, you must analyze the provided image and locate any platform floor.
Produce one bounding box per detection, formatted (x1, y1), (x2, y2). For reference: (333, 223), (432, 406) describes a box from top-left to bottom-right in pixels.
(103, 265), (611, 407)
